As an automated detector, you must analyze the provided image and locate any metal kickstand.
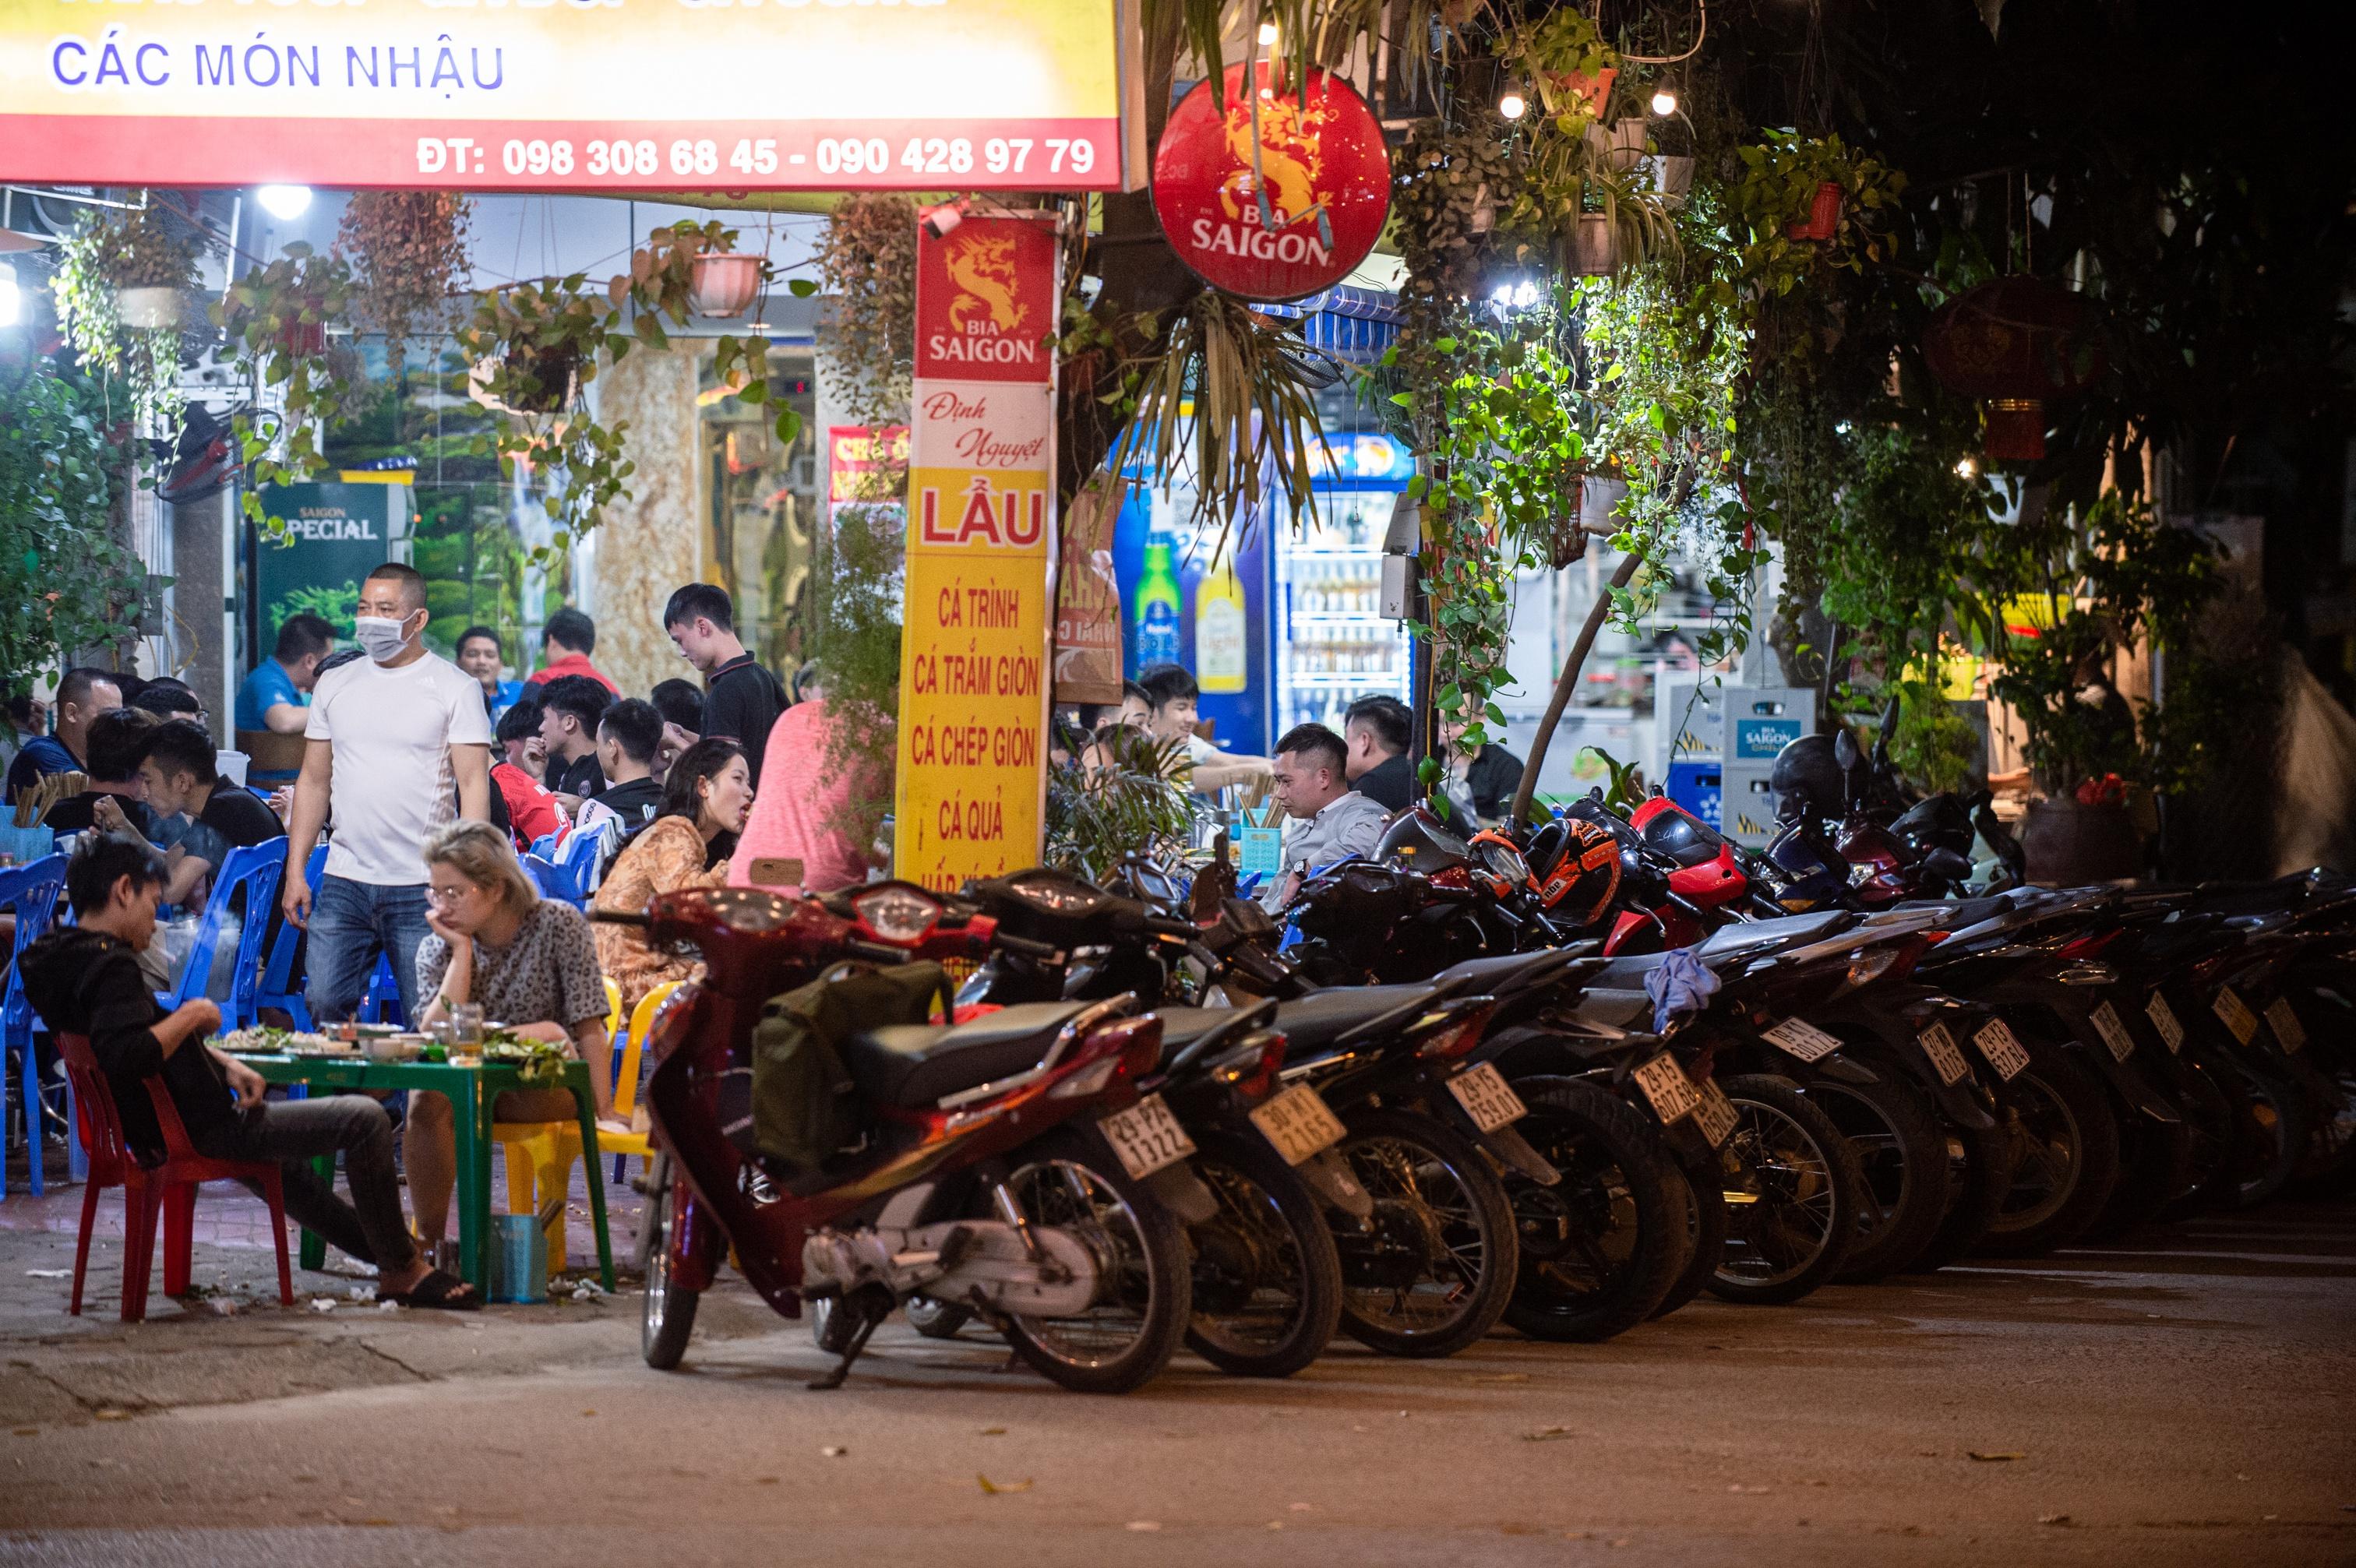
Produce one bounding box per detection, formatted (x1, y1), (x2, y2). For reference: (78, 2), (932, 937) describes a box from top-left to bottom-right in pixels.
(806, 1297), (886, 1390)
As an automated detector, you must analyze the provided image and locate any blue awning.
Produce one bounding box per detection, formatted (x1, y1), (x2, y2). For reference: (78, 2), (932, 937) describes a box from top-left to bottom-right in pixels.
(1254, 284), (1403, 364)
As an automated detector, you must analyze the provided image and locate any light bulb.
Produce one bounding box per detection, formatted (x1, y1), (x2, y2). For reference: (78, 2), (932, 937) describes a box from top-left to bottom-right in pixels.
(1257, 19), (1278, 44)
(1956, 458), (1979, 478)
(1650, 89), (1678, 116)
(257, 185), (312, 220)
(1499, 90), (1528, 120)
(0, 263), (18, 329)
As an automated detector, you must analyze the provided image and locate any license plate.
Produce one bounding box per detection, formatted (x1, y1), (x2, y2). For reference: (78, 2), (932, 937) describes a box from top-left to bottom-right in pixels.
(1691, 1079), (1740, 1149)
(1917, 1022), (1970, 1087)
(2265, 998), (2306, 1053)
(1445, 1062), (1527, 1133)
(1973, 1018), (2032, 1082)
(1098, 1094), (1197, 1181)
(1762, 1017), (1843, 1063)
(1249, 1084), (1348, 1165)
(2089, 1002), (2137, 1064)
(2146, 992), (2185, 1054)
(2213, 986), (2259, 1046)
(1631, 1053), (1702, 1125)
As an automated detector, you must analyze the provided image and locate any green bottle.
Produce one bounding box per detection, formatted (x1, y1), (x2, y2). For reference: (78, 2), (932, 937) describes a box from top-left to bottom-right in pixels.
(1135, 539), (1183, 668)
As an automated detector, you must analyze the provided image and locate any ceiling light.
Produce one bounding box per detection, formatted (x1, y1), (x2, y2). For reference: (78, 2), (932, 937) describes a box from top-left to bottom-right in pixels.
(0, 263), (18, 329)
(256, 185), (312, 220)
(1651, 89), (1678, 115)
(1257, 19), (1278, 45)
(1498, 89), (1527, 120)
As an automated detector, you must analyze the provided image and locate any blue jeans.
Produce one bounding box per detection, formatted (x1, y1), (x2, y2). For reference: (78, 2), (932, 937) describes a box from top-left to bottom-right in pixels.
(306, 875), (431, 1025)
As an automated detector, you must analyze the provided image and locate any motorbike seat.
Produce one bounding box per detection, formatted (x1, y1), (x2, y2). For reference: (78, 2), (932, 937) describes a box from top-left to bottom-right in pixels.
(1694, 910), (1850, 961)
(1434, 947), (1590, 997)
(841, 1001), (1092, 1108)
(1273, 983), (1444, 1055)
(1149, 1006), (1257, 1066)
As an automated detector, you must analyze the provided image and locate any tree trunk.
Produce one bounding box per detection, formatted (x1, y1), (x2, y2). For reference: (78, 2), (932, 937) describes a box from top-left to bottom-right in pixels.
(1508, 550), (1643, 823)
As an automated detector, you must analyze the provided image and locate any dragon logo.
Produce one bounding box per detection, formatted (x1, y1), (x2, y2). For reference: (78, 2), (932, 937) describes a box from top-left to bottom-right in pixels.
(1218, 92), (1332, 229)
(944, 234), (1027, 336)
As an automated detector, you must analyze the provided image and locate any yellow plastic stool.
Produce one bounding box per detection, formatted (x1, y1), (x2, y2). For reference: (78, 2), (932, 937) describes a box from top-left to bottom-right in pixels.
(488, 979), (624, 1266)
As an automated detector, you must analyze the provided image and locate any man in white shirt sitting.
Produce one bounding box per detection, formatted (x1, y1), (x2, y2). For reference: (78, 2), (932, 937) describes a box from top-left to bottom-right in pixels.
(1138, 662), (1270, 795)
(1260, 722), (1391, 912)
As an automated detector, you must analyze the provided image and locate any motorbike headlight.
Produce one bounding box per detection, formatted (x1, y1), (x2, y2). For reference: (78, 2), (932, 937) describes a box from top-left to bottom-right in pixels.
(852, 884), (943, 943)
(1846, 862), (1876, 887)
(2055, 960), (2118, 986)
(1843, 946), (1902, 992)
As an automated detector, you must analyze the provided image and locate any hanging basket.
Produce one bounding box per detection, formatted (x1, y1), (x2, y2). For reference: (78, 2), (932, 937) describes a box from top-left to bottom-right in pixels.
(1571, 213), (1621, 277)
(474, 343), (580, 415)
(277, 313), (328, 358)
(1786, 181), (1844, 241)
(689, 251), (764, 319)
(1609, 117), (1650, 172)
(1544, 65), (1617, 119)
(116, 287), (185, 329)
(1643, 154), (1696, 207)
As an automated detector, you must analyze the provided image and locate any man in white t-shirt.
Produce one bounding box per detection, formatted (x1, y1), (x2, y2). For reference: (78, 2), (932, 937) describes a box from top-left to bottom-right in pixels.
(280, 563), (493, 1024)
(1138, 662), (1270, 796)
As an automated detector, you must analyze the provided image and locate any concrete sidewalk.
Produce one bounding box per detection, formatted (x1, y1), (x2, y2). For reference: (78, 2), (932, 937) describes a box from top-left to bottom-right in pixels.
(0, 1156), (771, 1429)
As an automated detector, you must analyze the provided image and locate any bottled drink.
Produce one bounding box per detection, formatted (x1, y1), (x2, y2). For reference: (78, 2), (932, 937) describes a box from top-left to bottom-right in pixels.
(1197, 548), (1247, 692)
(1135, 538), (1183, 668)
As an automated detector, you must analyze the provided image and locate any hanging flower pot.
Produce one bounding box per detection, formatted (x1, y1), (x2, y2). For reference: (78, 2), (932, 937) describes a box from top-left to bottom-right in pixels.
(1643, 154), (1696, 207)
(1609, 117), (1650, 172)
(1544, 65), (1616, 118)
(116, 286), (184, 329)
(276, 308), (329, 359)
(688, 251), (764, 319)
(1579, 473), (1630, 532)
(1786, 181), (1844, 241)
(1571, 213), (1621, 277)
(493, 342), (580, 414)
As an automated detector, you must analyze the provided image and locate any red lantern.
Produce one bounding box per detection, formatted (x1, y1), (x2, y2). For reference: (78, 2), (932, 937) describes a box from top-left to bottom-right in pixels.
(1921, 277), (2106, 462)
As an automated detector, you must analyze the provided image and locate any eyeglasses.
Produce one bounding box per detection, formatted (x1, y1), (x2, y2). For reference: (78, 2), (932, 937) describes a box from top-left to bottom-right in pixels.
(427, 883), (476, 906)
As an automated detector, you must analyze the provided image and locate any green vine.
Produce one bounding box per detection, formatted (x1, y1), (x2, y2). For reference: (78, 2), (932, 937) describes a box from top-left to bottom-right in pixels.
(212, 244), (358, 538)
(0, 359), (152, 685)
(49, 202), (198, 435)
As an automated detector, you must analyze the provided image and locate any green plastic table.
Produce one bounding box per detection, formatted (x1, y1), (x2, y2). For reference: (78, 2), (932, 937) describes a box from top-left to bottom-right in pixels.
(228, 1054), (615, 1294)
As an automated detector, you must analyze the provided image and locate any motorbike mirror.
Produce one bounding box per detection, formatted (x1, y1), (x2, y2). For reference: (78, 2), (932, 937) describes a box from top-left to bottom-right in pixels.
(1833, 728), (1861, 773)
(1224, 896), (1278, 939)
(1923, 847), (1974, 883)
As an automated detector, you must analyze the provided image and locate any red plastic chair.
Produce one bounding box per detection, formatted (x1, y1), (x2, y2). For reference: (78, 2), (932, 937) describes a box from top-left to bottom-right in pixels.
(55, 1033), (294, 1322)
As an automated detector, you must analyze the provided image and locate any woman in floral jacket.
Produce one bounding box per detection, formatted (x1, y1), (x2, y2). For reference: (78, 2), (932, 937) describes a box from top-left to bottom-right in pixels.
(590, 738), (752, 1012)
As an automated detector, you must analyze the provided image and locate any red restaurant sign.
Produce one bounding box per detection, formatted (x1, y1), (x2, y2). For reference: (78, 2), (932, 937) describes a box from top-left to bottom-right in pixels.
(1151, 62), (1391, 302)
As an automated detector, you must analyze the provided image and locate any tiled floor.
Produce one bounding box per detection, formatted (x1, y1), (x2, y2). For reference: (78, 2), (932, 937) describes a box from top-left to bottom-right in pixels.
(1, 1135), (647, 1271)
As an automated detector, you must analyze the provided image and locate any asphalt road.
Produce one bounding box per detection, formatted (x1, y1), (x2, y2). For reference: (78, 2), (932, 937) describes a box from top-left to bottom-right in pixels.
(0, 1203), (2349, 1568)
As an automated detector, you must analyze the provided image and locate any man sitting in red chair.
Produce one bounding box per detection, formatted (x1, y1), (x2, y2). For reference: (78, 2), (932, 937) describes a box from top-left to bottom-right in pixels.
(21, 836), (477, 1309)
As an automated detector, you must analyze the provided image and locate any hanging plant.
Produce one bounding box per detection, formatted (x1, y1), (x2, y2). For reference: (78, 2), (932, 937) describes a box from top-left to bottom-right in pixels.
(336, 190), (473, 376)
(0, 359), (153, 681)
(212, 243), (358, 537)
(1715, 130), (1906, 320)
(816, 193), (919, 436)
(50, 202), (199, 434)
(1505, 8), (1623, 126)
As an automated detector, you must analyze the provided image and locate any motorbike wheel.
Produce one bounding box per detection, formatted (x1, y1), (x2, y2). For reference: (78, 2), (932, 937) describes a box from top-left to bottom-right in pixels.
(1648, 1145), (1730, 1320)
(1183, 1130), (1344, 1379)
(904, 1296), (976, 1340)
(1813, 1069), (1950, 1282)
(2224, 1058), (2311, 1209)
(1499, 1077), (1684, 1343)
(1901, 1115), (2013, 1276)
(1331, 1107), (1518, 1359)
(2083, 1103), (2192, 1242)
(2287, 1041), (2356, 1197)
(1976, 1038), (2121, 1258)
(2153, 1048), (2245, 1222)
(640, 1153), (700, 1372)
(1706, 1075), (1862, 1306)
(995, 1128), (1193, 1395)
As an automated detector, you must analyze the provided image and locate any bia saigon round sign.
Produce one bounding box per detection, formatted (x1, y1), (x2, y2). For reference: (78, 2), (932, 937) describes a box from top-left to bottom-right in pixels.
(1152, 62), (1391, 302)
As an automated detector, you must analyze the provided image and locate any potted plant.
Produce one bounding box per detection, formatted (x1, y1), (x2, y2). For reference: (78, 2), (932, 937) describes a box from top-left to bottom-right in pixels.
(1510, 9), (1620, 125)
(336, 191), (473, 375)
(1725, 131), (1906, 327)
(1572, 211), (1621, 276)
(51, 200), (199, 432)
(689, 233), (767, 319)
(104, 203), (200, 329)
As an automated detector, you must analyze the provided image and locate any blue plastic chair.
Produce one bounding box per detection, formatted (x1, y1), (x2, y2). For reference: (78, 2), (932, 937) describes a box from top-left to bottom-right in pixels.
(0, 854), (71, 1196)
(155, 838), (288, 1031)
(523, 853), (570, 903)
(528, 830), (564, 862)
(358, 954), (406, 1026)
(256, 844), (329, 1031)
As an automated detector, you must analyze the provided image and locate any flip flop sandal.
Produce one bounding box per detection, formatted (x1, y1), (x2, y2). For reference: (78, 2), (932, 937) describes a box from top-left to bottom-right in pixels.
(383, 1269), (481, 1312)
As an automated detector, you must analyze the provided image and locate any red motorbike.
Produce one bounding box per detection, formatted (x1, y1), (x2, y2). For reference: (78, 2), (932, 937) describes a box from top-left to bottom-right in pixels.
(601, 885), (1201, 1394)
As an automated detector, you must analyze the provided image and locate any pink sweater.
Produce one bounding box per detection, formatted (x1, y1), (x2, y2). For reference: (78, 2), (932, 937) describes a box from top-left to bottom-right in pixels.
(728, 700), (877, 893)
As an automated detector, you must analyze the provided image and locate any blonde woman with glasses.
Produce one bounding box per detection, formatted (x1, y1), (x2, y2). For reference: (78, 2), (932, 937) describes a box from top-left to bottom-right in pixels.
(403, 821), (627, 1259)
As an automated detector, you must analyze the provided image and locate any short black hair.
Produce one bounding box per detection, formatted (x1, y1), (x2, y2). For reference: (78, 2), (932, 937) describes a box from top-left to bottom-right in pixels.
(598, 697), (664, 766)
(649, 678), (704, 734)
(85, 707), (159, 782)
(56, 667), (120, 711)
(455, 624), (503, 659)
(543, 606), (596, 656)
(663, 583), (735, 633)
(1137, 663), (1197, 710)
(1344, 695), (1412, 758)
(129, 678), (202, 721)
(138, 717), (218, 786)
(275, 612), (336, 662)
(65, 831), (167, 918)
(1275, 722), (1348, 777)
(495, 699), (542, 746)
(317, 649), (366, 678)
(5, 694), (34, 728)
(538, 674), (611, 732)
(1121, 678), (1149, 706)
(363, 562), (429, 613)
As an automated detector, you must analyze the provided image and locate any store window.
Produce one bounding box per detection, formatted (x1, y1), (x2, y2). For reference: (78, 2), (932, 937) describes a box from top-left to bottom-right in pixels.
(698, 344), (820, 674)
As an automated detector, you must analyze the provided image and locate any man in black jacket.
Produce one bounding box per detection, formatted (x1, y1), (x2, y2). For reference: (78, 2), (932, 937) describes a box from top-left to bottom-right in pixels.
(19, 836), (477, 1308)
(1343, 694), (1416, 812)
(664, 583), (788, 783)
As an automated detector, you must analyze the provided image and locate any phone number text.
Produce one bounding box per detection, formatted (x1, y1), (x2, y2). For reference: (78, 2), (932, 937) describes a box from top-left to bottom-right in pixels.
(417, 134), (1097, 180)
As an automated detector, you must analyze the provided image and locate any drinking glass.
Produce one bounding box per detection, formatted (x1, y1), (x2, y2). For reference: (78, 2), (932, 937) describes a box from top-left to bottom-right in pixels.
(450, 1003), (485, 1065)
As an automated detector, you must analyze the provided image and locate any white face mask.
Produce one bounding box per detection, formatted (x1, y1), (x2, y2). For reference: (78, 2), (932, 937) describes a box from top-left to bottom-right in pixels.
(353, 614), (414, 664)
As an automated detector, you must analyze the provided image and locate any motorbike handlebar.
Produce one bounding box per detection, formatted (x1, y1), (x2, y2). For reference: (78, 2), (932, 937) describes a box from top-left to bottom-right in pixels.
(845, 939), (912, 966)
